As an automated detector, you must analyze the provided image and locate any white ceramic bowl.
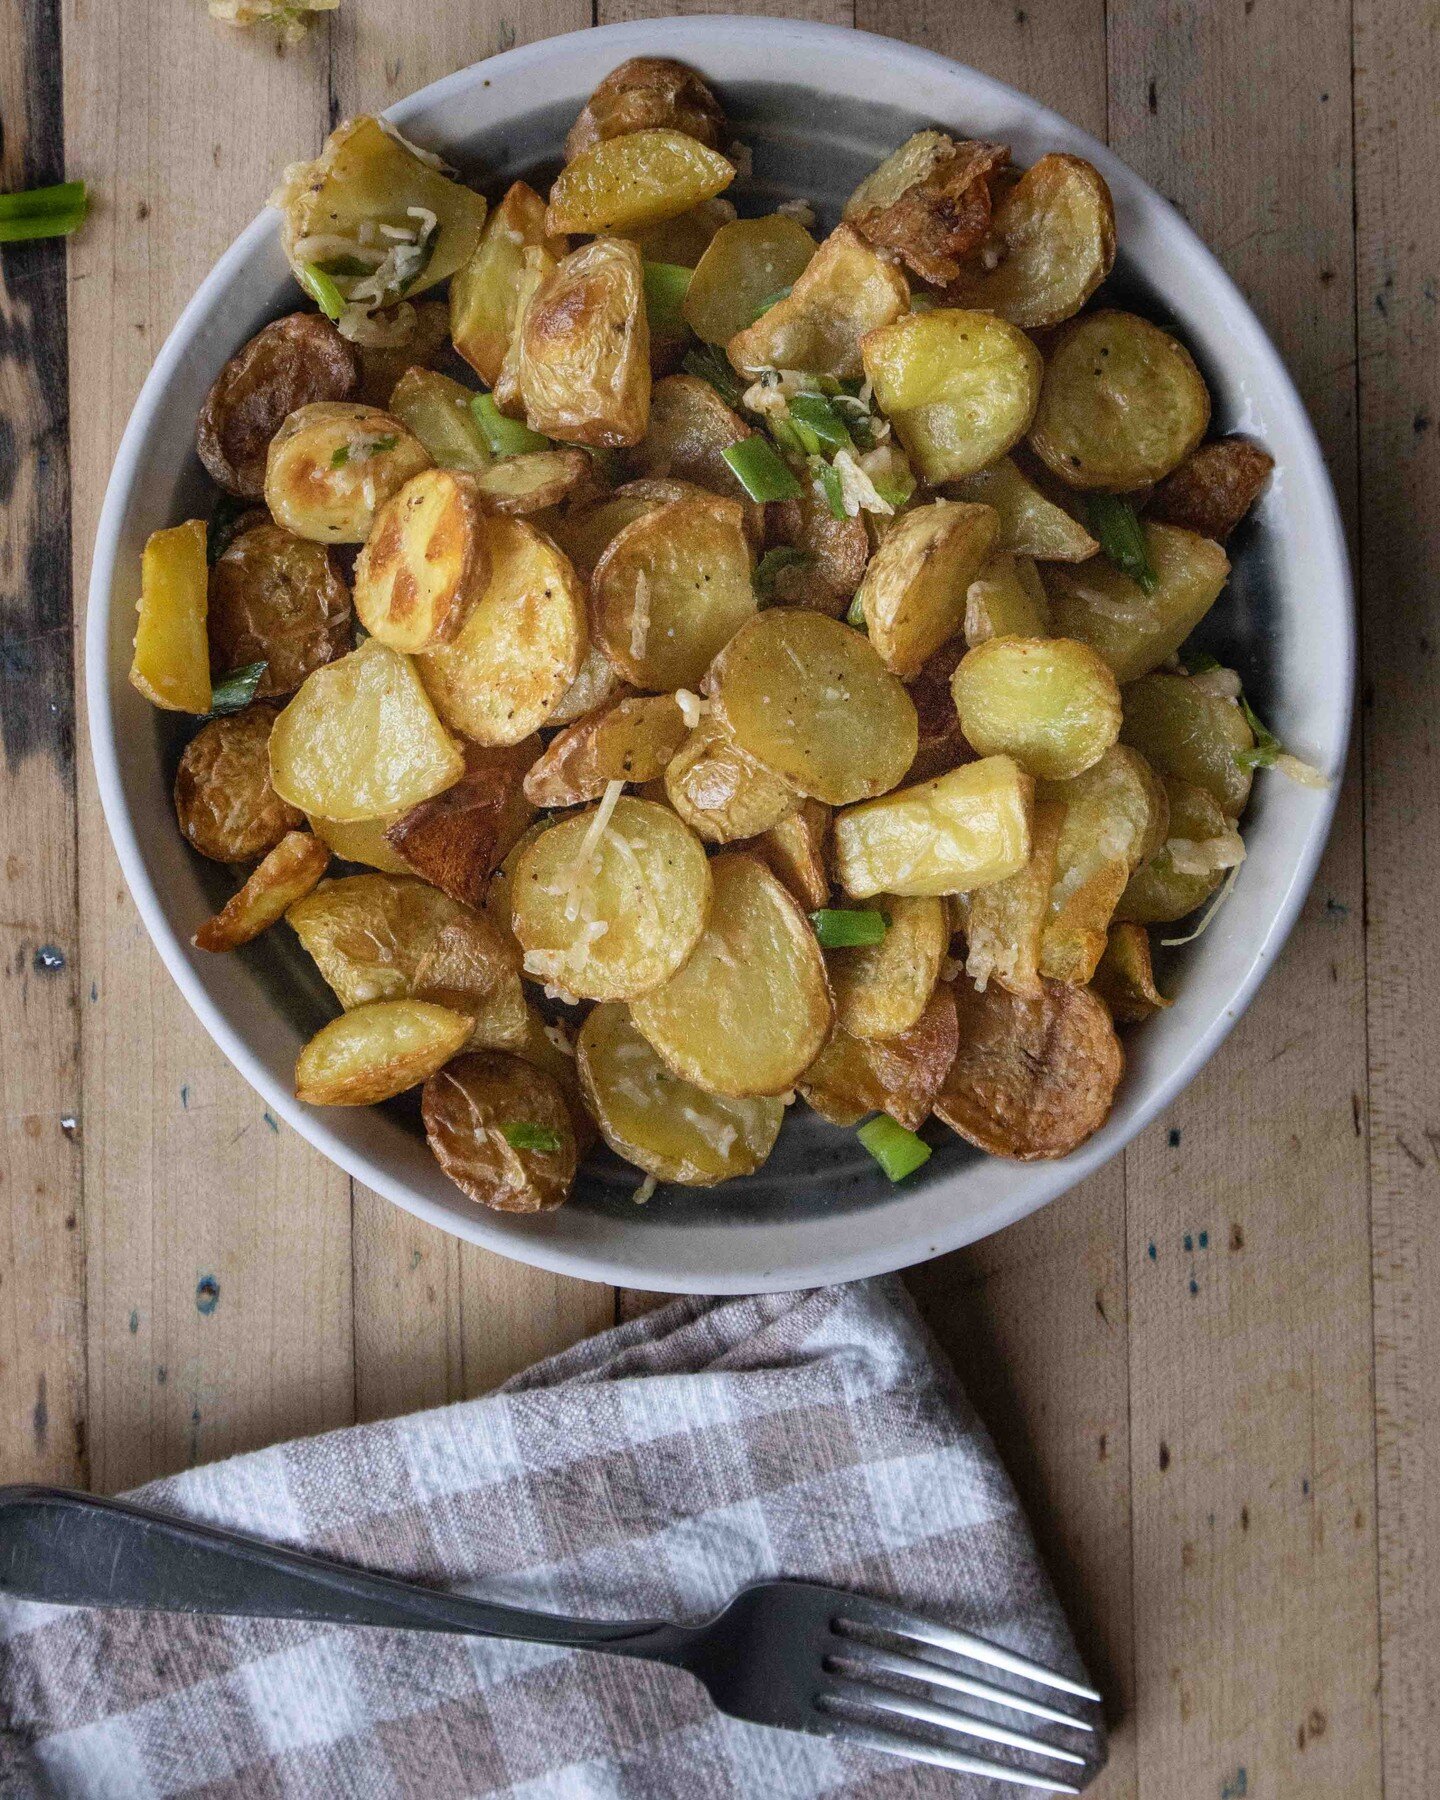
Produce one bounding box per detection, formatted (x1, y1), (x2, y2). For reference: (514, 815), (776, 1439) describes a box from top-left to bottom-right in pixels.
(88, 17), (1351, 1295)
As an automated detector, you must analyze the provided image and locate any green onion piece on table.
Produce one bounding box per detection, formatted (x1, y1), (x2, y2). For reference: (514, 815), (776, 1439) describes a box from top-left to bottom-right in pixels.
(722, 437), (803, 502)
(682, 344), (746, 409)
(501, 1122), (562, 1153)
(471, 393), (549, 457)
(643, 261), (693, 336)
(788, 392), (854, 454)
(857, 1115), (932, 1182)
(297, 261), (346, 323)
(1085, 494), (1159, 594)
(810, 908), (888, 948)
(0, 180), (89, 243)
(207, 662), (268, 716)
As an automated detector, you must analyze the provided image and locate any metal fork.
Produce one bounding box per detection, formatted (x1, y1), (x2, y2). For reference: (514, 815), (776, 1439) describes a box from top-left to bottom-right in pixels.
(0, 1485), (1100, 1792)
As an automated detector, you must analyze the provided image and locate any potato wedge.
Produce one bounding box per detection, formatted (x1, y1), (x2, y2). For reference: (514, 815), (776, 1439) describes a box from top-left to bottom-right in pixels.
(547, 643), (632, 727)
(682, 215), (818, 346)
(451, 181), (568, 387)
(269, 637), (463, 821)
(578, 1003), (784, 1186)
(664, 712), (797, 844)
(943, 154), (1115, 329)
(631, 196), (736, 268)
(410, 917), (528, 1053)
(590, 493), (755, 691)
(963, 552), (1051, 647)
(193, 829), (329, 953)
(511, 795), (711, 1001)
(355, 299), (452, 409)
(630, 374), (754, 499)
(494, 245), (558, 419)
(935, 976), (1122, 1160)
(952, 635), (1121, 780)
(388, 367), (492, 474)
(264, 402), (431, 544)
(423, 1051), (578, 1212)
(1147, 436), (1274, 542)
(728, 225), (909, 382)
(518, 238), (651, 448)
(354, 468), (488, 653)
(833, 756), (1032, 899)
(800, 983), (959, 1132)
(845, 132), (1008, 286)
(857, 500), (1000, 677)
(1116, 778), (1237, 925)
(175, 705), (301, 862)
(524, 694), (688, 808)
(1045, 523), (1229, 682)
(748, 798), (832, 911)
(208, 522), (352, 699)
(472, 449), (592, 517)
(630, 853), (832, 1097)
(547, 128), (734, 237)
(710, 610), (917, 806)
(862, 308), (1042, 482)
(1029, 310), (1211, 491)
(565, 58), (727, 162)
(763, 488), (869, 617)
(905, 639), (973, 784)
(1121, 670), (1255, 817)
(961, 798), (1064, 997)
(945, 457), (1098, 562)
(306, 811), (411, 874)
(296, 999), (474, 1107)
(417, 516), (586, 746)
(829, 893), (948, 1040)
(131, 520), (212, 712)
(384, 738), (539, 907)
(197, 313), (358, 499)
(1093, 923), (1170, 1025)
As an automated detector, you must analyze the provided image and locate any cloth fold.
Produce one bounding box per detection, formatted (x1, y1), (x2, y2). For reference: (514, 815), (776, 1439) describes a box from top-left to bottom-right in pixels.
(0, 1278), (1103, 1798)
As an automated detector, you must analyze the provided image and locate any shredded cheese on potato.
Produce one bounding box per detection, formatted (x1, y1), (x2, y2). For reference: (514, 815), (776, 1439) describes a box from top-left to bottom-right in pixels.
(1167, 830), (1246, 878)
(632, 1174), (658, 1205)
(675, 688), (708, 730)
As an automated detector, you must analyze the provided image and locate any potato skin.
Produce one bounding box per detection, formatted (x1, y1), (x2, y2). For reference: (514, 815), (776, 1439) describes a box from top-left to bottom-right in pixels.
(208, 521), (353, 697)
(845, 133), (1008, 287)
(728, 224), (909, 383)
(197, 314), (358, 500)
(423, 1051), (577, 1212)
(193, 829), (329, 953)
(175, 704), (302, 863)
(384, 738), (539, 907)
(801, 982), (959, 1132)
(518, 238), (651, 448)
(1147, 436), (1274, 542)
(565, 57), (726, 162)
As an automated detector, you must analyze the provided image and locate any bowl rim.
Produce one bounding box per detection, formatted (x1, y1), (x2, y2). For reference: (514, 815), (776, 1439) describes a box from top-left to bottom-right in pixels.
(86, 14), (1353, 1294)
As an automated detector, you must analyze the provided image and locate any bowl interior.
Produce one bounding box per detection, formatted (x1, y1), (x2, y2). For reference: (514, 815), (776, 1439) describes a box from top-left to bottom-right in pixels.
(90, 19), (1350, 1292)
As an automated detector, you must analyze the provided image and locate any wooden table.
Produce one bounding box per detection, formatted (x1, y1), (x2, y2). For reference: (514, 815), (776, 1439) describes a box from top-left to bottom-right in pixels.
(0, 0), (1433, 1792)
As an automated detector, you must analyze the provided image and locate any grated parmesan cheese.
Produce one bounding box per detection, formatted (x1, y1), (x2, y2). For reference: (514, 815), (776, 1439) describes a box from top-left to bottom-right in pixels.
(632, 1174), (658, 1205)
(775, 197), (818, 229)
(675, 689), (708, 730)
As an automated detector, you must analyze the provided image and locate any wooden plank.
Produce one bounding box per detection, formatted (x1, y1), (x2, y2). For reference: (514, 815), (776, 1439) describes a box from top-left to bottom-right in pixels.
(1352, 0), (1440, 1788)
(0, 0), (87, 1488)
(1108, 6), (1380, 1796)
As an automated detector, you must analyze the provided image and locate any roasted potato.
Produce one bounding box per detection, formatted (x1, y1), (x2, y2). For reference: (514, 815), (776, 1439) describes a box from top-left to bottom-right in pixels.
(829, 893), (948, 1040)
(494, 245), (558, 419)
(682, 215), (818, 346)
(763, 488), (870, 617)
(193, 829), (329, 952)
(451, 181), (568, 387)
(197, 313), (358, 499)
(935, 975), (1122, 1160)
(833, 756), (1033, 899)
(306, 810), (411, 874)
(1116, 778), (1239, 925)
(945, 457), (1098, 562)
(952, 635), (1121, 780)
(264, 402), (431, 544)
(269, 637), (463, 821)
(565, 58), (727, 162)
(1029, 310), (1211, 491)
(510, 1004), (596, 1152)
(423, 1051), (578, 1212)
(1147, 436), (1274, 542)
(710, 610), (918, 806)
(748, 799), (832, 911)
(296, 999), (474, 1106)
(664, 712), (797, 844)
(905, 639), (973, 784)
(1092, 923), (1170, 1025)
(845, 132), (1008, 286)
(857, 500), (999, 677)
(629, 374), (754, 500)
(472, 450), (592, 517)
(547, 128), (735, 237)
(524, 694), (689, 808)
(1044, 523), (1229, 682)
(961, 798), (1064, 997)
(517, 238), (651, 448)
(410, 916), (528, 1053)
(354, 300), (452, 409)
(1120, 669), (1255, 817)
(728, 225), (909, 382)
(175, 704), (302, 862)
(547, 643), (631, 727)
(131, 521), (212, 712)
(578, 1003), (784, 1185)
(800, 982), (959, 1132)
(631, 196), (736, 269)
(417, 516), (587, 746)
(963, 552), (1051, 646)
(207, 521), (352, 698)
(861, 308), (1043, 482)
(384, 738), (539, 907)
(630, 853), (832, 1097)
(354, 468), (488, 653)
(549, 479), (684, 579)
(388, 367), (493, 474)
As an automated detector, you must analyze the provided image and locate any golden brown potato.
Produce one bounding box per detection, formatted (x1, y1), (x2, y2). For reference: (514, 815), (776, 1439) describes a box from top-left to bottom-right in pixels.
(857, 500), (1000, 677)
(833, 756), (1033, 899)
(800, 983), (959, 1132)
(961, 798), (1064, 997)
(682, 215), (818, 346)
(829, 894), (948, 1040)
(451, 181), (569, 387)
(175, 705), (302, 862)
(423, 1051), (578, 1212)
(1029, 310), (1211, 491)
(728, 225), (909, 382)
(1092, 923), (1170, 1025)
(763, 488), (870, 617)
(565, 58), (727, 162)
(1120, 670), (1255, 817)
(472, 450), (592, 516)
(952, 635), (1121, 780)
(547, 643), (632, 727)
(494, 246), (558, 419)
(264, 402), (431, 544)
(845, 132), (1008, 286)
(549, 481), (679, 579)
(197, 313), (358, 499)
(208, 522), (353, 698)
(945, 457), (1098, 562)
(410, 917), (528, 1053)
(905, 639), (974, 784)
(510, 1004), (596, 1152)
(748, 798), (832, 911)
(388, 367), (493, 474)
(547, 128), (735, 237)
(384, 738), (539, 907)
(710, 611), (918, 806)
(578, 1003), (784, 1186)
(963, 552), (1051, 647)
(1147, 436), (1274, 542)
(518, 239), (651, 448)
(417, 516), (587, 746)
(524, 695), (688, 808)
(296, 999), (474, 1106)
(935, 975), (1122, 1160)
(193, 829), (330, 952)
(664, 712), (797, 844)
(630, 853), (832, 1097)
(629, 374), (753, 500)
(306, 811), (411, 874)
(481, 818), (554, 959)
(1044, 524), (1230, 682)
(1115, 778), (1238, 925)
(132, 521), (212, 713)
(631, 196), (736, 268)
(354, 300), (452, 409)
(269, 637), (463, 821)
(354, 468), (489, 653)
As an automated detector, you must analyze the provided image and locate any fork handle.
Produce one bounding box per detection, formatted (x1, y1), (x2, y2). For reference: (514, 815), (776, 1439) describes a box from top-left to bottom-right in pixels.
(0, 1486), (693, 1660)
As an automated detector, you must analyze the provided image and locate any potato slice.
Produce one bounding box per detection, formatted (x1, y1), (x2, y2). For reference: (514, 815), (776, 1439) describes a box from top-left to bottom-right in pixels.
(424, 1051), (577, 1212)
(550, 480), (682, 578)
(935, 976), (1122, 1160)
(269, 637), (462, 821)
(264, 402), (432, 544)
(631, 196), (736, 268)
(481, 818), (554, 959)
(355, 299), (452, 409)
(176, 705), (301, 862)
(494, 246), (558, 419)
(354, 468), (488, 653)
(565, 58), (727, 161)
(905, 639), (973, 785)
(952, 636), (1121, 780)
(728, 225), (909, 382)
(710, 610), (917, 806)
(682, 215), (818, 346)
(511, 795), (711, 1001)
(829, 894), (948, 1040)
(763, 488), (870, 617)
(1148, 436), (1274, 542)
(510, 1004), (596, 1152)
(388, 367), (492, 474)
(590, 493), (755, 691)
(664, 712), (797, 844)
(833, 756), (1032, 899)
(296, 999), (474, 1107)
(1093, 923), (1170, 1025)
(945, 457), (1098, 562)
(1120, 670), (1255, 818)
(1029, 310), (1211, 490)
(417, 516), (587, 746)
(472, 450), (592, 517)
(547, 128), (734, 237)
(748, 798), (832, 911)
(862, 308), (1042, 482)
(857, 500), (999, 677)
(547, 643), (631, 727)
(630, 853), (832, 1097)
(630, 375), (754, 500)
(384, 738), (539, 907)
(451, 181), (568, 387)
(306, 811), (411, 874)
(197, 314), (358, 499)
(960, 798), (1064, 998)
(964, 553), (1051, 647)
(208, 522), (352, 699)
(518, 238), (651, 448)
(1116, 778), (1236, 925)
(578, 1003), (783, 1186)
(131, 521), (212, 713)
(1045, 523), (1229, 682)
(524, 695), (688, 808)
(944, 154), (1116, 329)
(845, 133), (1008, 286)
(800, 983), (959, 1132)
(193, 829), (329, 953)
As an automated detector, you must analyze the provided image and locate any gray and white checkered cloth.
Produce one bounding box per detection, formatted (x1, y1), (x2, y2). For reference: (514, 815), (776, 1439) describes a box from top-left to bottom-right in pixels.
(0, 1278), (1103, 1798)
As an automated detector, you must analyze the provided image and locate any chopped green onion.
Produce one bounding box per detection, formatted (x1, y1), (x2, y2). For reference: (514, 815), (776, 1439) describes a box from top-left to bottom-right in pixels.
(846, 592), (867, 629)
(501, 1122), (562, 1153)
(317, 253), (375, 279)
(1235, 692), (1283, 770)
(207, 495), (252, 566)
(857, 1115), (932, 1183)
(722, 437), (802, 502)
(297, 261), (346, 323)
(873, 465), (917, 512)
(330, 445), (350, 469)
(1085, 494), (1159, 594)
(748, 285), (792, 322)
(812, 458), (848, 520)
(767, 415), (809, 459)
(754, 545), (812, 597)
(471, 393), (549, 457)
(683, 344), (746, 409)
(811, 908), (888, 948)
(370, 434), (398, 454)
(788, 393), (854, 454)
(643, 261), (693, 336)
(1183, 649), (1222, 675)
(0, 180), (89, 243)
(207, 662), (268, 716)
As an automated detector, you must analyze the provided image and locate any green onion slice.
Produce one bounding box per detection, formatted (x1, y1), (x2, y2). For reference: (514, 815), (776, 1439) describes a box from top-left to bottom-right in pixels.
(1085, 494), (1159, 594)
(754, 545), (812, 597)
(857, 1115), (932, 1183)
(682, 344), (746, 409)
(316, 253), (375, 279)
(1235, 692), (1283, 770)
(0, 180), (89, 243)
(207, 662), (268, 716)
(207, 495), (252, 566)
(501, 1122), (562, 1153)
(722, 437), (802, 502)
(767, 415), (808, 459)
(748, 285), (792, 322)
(643, 261), (693, 335)
(471, 393), (549, 458)
(297, 261), (346, 323)
(788, 392), (854, 454)
(812, 458), (848, 521)
(810, 908), (888, 948)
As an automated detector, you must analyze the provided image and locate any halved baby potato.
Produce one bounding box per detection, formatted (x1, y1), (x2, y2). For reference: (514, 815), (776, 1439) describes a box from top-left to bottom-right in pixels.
(264, 402), (431, 544)
(193, 829), (330, 953)
(629, 374), (754, 500)
(844, 131), (1008, 285)
(728, 224), (909, 382)
(388, 367), (493, 474)
(131, 520), (212, 713)
(800, 982), (959, 1133)
(1116, 778), (1237, 925)
(518, 238), (651, 447)
(549, 478), (689, 579)
(1044, 523), (1230, 682)
(682, 214), (818, 346)
(565, 57), (727, 162)
(296, 999), (474, 1107)
(410, 916), (528, 1053)
(1148, 435), (1274, 542)
(385, 738), (539, 907)
(833, 756), (1033, 899)
(1120, 669), (1255, 817)
(208, 522), (353, 698)
(963, 552), (1051, 646)
(857, 499), (1000, 677)
(945, 457), (1098, 562)
(828, 893), (948, 1040)
(524, 694), (689, 808)
(423, 1051), (577, 1212)
(748, 798), (832, 911)
(960, 797), (1065, 997)
(175, 705), (302, 862)
(952, 635), (1121, 780)
(546, 128), (735, 237)
(354, 468), (489, 653)
(664, 712), (797, 844)
(472, 450), (592, 517)
(763, 487), (870, 617)
(630, 853), (832, 1097)
(451, 180), (568, 387)
(1093, 922), (1170, 1025)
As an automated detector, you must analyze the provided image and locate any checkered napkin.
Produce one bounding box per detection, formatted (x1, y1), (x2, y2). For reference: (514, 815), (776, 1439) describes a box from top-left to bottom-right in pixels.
(0, 1278), (1102, 1798)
